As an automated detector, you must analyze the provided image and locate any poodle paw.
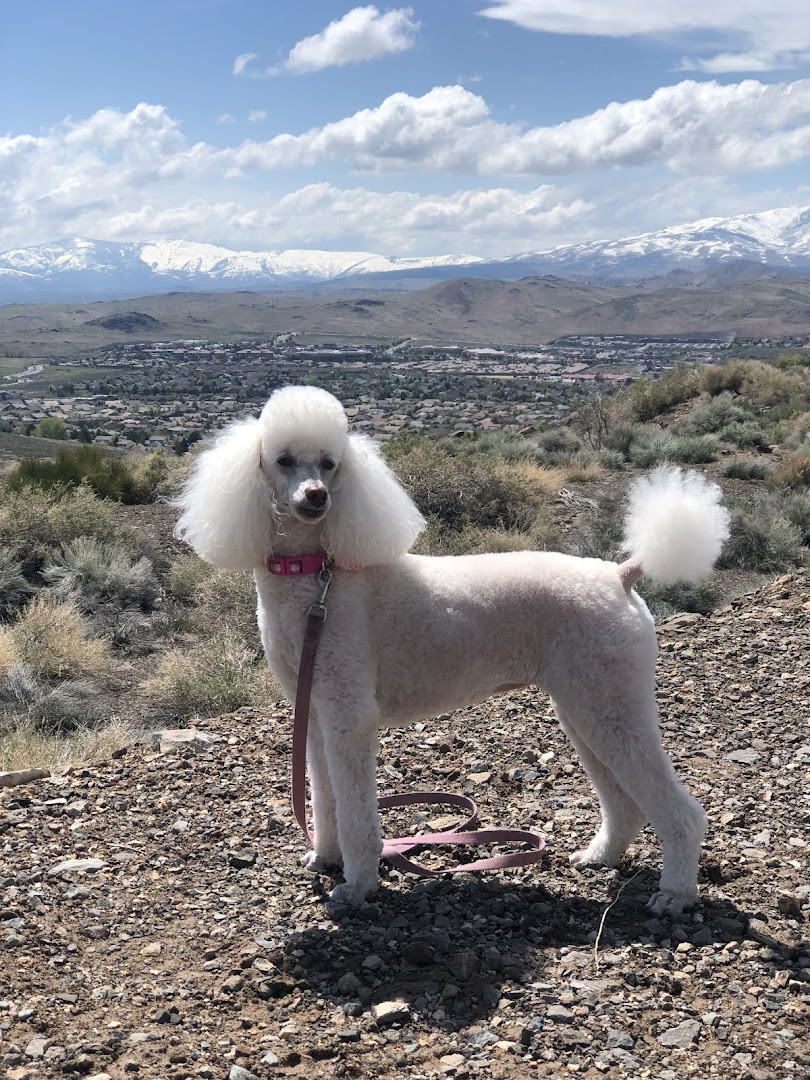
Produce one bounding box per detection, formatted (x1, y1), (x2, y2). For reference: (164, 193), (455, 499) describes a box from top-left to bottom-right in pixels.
(647, 886), (698, 917)
(300, 851), (342, 873)
(569, 843), (619, 869)
(327, 881), (368, 908)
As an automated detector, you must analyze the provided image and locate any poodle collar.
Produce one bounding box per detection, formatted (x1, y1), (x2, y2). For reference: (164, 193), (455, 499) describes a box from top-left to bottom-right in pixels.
(266, 552), (325, 576)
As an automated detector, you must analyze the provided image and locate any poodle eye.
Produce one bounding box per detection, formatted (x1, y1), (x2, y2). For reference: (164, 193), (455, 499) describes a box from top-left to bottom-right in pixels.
(321, 458), (336, 472)
(276, 454), (295, 468)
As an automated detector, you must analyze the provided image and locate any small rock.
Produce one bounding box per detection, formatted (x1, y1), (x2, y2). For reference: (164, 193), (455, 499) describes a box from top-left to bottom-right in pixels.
(547, 1005), (575, 1023)
(24, 1038), (50, 1059)
(658, 1019), (701, 1048)
(221, 976), (244, 994)
(155, 729), (216, 754)
(0, 768), (50, 789)
(47, 858), (107, 876)
(362, 953), (383, 970)
(448, 949), (478, 980)
(228, 1068), (259, 1080)
(140, 942), (162, 957)
(260, 1052), (279, 1066)
(606, 1029), (634, 1049)
(337, 972), (361, 995)
(372, 999), (411, 1026)
(403, 940), (436, 966)
(723, 748), (761, 765)
(228, 849), (257, 869)
(777, 893), (802, 918)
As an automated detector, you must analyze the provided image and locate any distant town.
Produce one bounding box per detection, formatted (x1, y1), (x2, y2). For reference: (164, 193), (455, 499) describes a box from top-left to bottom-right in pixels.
(1, 332), (807, 450)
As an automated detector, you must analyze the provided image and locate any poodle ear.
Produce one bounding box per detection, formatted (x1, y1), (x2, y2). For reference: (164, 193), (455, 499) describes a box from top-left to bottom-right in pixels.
(173, 417), (272, 570)
(326, 434), (425, 567)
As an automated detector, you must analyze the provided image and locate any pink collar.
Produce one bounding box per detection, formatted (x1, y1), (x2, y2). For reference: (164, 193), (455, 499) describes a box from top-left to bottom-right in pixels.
(266, 552), (325, 576)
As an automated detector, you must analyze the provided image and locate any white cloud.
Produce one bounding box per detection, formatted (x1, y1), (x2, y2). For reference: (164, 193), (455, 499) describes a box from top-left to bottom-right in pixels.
(479, 0), (810, 72)
(2, 86), (810, 257)
(232, 52), (256, 76)
(248, 110), (267, 124)
(228, 80), (810, 176)
(235, 6), (419, 78)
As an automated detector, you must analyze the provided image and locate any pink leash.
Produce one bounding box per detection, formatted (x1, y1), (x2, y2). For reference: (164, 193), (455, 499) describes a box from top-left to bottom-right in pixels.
(291, 566), (545, 879)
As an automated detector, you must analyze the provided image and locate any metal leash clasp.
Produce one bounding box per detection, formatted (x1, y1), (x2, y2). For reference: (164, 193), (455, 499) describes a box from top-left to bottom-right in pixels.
(308, 566), (332, 621)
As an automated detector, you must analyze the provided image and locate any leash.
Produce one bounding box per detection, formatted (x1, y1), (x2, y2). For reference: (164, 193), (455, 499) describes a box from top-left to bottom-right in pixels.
(291, 566), (545, 879)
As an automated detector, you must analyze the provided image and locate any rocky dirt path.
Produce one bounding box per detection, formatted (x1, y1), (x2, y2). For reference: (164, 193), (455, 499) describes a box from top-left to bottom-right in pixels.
(1, 575), (808, 1080)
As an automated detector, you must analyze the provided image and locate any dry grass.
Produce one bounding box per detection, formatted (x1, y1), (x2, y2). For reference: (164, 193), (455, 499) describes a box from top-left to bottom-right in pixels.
(766, 454), (810, 490)
(141, 629), (281, 719)
(0, 630), (18, 677)
(9, 596), (112, 679)
(0, 716), (135, 773)
(503, 461), (568, 495)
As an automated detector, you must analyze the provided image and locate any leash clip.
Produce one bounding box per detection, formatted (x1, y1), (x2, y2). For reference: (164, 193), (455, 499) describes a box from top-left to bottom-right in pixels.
(308, 566), (332, 620)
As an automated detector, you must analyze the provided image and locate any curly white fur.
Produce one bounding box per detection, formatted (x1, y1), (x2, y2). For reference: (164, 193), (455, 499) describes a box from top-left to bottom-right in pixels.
(174, 386), (731, 916)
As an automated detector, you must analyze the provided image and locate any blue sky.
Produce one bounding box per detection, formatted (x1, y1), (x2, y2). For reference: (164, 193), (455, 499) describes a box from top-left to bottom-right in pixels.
(2, 1), (810, 258)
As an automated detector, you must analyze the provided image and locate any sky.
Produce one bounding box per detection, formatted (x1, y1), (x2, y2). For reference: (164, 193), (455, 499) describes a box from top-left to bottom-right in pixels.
(2, 0), (810, 260)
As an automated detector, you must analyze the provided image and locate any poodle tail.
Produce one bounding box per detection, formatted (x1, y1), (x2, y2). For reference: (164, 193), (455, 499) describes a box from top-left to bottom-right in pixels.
(618, 466), (730, 591)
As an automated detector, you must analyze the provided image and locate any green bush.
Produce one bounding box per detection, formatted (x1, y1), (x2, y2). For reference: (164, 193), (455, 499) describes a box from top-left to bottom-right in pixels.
(0, 483), (125, 578)
(6, 446), (166, 504)
(718, 503), (805, 573)
(636, 579), (721, 622)
(626, 365), (699, 422)
(42, 537), (161, 614)
(0, 665), (102, 734)
(389, 441), (545, 534)
(0, 549), (33, 621)
(33, 417), (68, 440)
(679, 392), (752, 436)
(627, 430), (678, 468)
(666, 434), (719, 464)
(723, 456), (774, 481)
(142, 630), (277, 719)
(565, 491), (626, 561)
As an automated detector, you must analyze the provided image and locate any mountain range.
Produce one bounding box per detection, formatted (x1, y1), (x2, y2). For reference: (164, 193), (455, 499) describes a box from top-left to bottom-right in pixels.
(2, 206), (810, 303)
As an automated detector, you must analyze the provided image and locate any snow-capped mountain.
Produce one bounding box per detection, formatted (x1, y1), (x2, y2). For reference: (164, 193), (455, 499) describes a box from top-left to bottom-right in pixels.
(2, 205), (810, 302)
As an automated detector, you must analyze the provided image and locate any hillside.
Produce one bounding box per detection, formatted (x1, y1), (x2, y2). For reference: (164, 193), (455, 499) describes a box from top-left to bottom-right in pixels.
(0, 573), (807, 1079)
(3, 269), (810, 356)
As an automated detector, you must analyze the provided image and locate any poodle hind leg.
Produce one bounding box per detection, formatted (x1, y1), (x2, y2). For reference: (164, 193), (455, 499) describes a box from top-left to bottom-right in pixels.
(301, 716), (342, 873)
(554, 690), (706, 916)
(318, 709), (383, 908)
(554, 705), (647, 869)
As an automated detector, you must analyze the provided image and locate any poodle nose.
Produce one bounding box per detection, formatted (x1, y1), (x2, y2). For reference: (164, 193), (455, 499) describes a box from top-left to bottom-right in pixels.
(304, 485), (328, 508)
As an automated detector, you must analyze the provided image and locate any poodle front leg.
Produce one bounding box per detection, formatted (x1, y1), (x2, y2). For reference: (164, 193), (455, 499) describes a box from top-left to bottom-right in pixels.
(319, 713), (382, 907)
(301, 716), (342, 873)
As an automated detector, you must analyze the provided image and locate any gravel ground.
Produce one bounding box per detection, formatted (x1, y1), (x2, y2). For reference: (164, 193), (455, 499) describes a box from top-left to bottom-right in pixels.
(1, 573), (808, 1080)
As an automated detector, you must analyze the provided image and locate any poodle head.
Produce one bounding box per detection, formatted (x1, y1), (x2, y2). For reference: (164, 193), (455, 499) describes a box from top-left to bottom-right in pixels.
(174, 385), (425, 571)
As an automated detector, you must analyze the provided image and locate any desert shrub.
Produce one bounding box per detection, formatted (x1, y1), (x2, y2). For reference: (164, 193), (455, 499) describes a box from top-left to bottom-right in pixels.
(9, 597), (112, 679)
(535, 427), (583, 458)
(679, 392), (753, 436)
(5, 446), (166, 504)
(188, 568), (260, 645)
(123, 451), (171, 502)
(715, 421), (769, 451)
(390, 441), (547, 534)
(723, 456), (774, 481)
(565, 491), (626, 561)
(0, 630), (17, 677)
(783, 411), (810, 450)
(626, 365), (699, 422)
(142, 629), (279, 719)
(415, 512), (559, 557)
(0, 482), (124, 578)
(43, 537), (161, 613)
(0, 715), (134, 772)
(0, 665), (103, 733)
(701, 361), (752, 397)
(33, 417), (68, 440)
(718, 503), (805, 573)
(636, 579), (721, 622)
(596, 449), (625, 470)
(762, 489), (810, 544)
(560, 453), (604, 481)
(0, 549), (33, 620)
(627, 429), (678, 468)
(766, 454), (810, 490)
(666, 434), (720, 464)
(166, 553), (212, 603)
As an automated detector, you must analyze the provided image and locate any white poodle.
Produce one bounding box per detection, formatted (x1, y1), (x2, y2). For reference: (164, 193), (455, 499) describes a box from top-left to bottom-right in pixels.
(174, 385), (730, 915)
